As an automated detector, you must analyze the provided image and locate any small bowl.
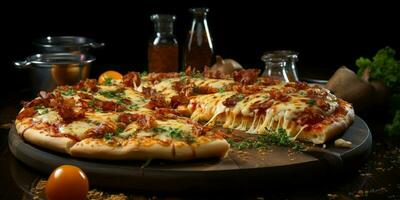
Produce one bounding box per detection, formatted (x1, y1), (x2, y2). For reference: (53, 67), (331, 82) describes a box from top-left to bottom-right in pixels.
(14, 53), (95, 93)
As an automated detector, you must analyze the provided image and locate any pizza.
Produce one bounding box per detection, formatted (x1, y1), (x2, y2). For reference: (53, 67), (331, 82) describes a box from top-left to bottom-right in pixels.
(15, 68), (354, 160)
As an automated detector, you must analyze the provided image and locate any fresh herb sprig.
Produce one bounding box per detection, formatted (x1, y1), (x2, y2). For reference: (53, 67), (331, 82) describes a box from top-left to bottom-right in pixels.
(227, 128), (305, 151)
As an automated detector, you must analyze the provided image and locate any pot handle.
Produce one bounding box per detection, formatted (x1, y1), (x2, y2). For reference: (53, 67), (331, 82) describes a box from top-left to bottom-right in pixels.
(14, 60), (32, 69)
(88, 42), (105, 49)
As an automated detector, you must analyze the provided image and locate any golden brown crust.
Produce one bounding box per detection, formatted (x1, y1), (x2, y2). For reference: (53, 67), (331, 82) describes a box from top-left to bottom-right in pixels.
(298, 103), (355, 144)
(16, 120), (76, 154)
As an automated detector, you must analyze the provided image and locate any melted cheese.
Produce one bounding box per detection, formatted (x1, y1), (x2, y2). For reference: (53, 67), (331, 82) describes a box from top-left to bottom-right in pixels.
(59, 121), (96, 138)
(33, 110), (61, 124)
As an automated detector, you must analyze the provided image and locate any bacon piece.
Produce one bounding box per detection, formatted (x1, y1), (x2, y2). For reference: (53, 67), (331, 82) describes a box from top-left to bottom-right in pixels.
(189, 120), (211, 136)
(268, 90), (290, 102)
(295, 108), (324, 126)
(249, 101), (273, 114)
(146, 94), (168, 109)
(170, 95), (189, 109)
(123, 72), (141, 87)
(56, 105), (85, 123)
(222, 95), (244, 107)
(316, 98), (330, 111)
(232, 69), (260, 85)
(231, 85), (262, 94)
(203, 66), (228, 79)
(147, 72), (180, 82)
(77, 92), (93, 100)
(118, 113), (155, 129)
(258, 76), (281, 86)
(74, 79), (98, 92)
(193, 85), (218, 94)
(85, 122), (116, 139)
(16, 107), (36, 120)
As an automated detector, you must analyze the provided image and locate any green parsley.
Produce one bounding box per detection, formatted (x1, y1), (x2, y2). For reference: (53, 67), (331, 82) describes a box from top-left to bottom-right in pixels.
(128, 104), (139, 110)
(116, 127), (124, 135)
(153, 127), (184, 140)
(307, 99), (316, 105)
(99, 90), (123, 99)
(61, 89), (76, 96)
(356, 47), (400, 87)
(104, 133), (113, 140)
(104, 77), (113, 86)
(88, 100), (95, 107)
(95, 108), (103, 112)
(140, 71), (148, 77)
(218, 88), (225, 93)
(227, 128), (304, 151)
(34, 105), (49, 115)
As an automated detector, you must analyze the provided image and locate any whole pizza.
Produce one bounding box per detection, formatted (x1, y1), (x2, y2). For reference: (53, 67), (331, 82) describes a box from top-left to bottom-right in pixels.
(15, 68), (354, 160)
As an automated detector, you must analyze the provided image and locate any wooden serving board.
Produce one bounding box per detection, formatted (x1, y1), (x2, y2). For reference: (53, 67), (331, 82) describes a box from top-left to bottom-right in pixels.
(8, 116), (371, 192)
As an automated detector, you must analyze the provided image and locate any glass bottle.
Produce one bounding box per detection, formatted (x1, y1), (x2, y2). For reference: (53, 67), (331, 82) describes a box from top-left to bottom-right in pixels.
(148, 14), (179, 73)
(261, 50), (299, 82)
(184, 8), (213, 72)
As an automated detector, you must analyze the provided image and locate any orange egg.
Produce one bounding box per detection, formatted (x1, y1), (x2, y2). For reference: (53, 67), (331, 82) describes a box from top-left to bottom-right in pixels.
(45, 165), (89, 200)
(98, 70), (123, 84)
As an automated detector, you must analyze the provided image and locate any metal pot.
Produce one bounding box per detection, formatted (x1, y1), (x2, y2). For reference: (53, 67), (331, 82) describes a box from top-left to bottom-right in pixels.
(33, 36), (105, 54)
(14, 53), (95, 93)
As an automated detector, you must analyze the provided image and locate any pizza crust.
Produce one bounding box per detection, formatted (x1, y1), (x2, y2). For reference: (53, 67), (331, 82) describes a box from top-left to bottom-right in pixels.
(19, 125), (76, 154)
(298, 103), (355, 144)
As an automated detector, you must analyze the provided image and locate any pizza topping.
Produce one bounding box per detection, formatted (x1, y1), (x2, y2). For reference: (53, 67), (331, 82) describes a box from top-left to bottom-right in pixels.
(74, 79), (98, 92)
(56, 105), (85, 123)
(204, 66), (228, 79)
(258, 76), (281, 86)
(118, 113), (155, 130)
(268, 90), (290, 102)
(85, 121), (116, 139)
(231, 85), (263, 94)
(193, 85), (218, 94)
(146, 93), (168, 109)
(232, 69), (260, 85)
(147, 72), (180, 82)
(16, 107), (36, 120)
(122, 72), (141, 87)
(170, 95), (190, 109)
(295, 107), (324, 126)
(249, 100), (274, 114)
(34, 105), (49, 115)
(222, 94), (245, 107)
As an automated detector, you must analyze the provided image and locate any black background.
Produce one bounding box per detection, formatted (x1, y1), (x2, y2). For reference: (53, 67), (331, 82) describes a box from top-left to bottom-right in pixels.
(2, 1), (399, 94)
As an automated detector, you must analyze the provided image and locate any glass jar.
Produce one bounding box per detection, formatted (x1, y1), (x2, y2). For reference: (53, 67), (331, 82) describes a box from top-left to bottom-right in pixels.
(184, 8), (213, 72)
(148, 14), (179, 73)
(261, 50), (299, 82)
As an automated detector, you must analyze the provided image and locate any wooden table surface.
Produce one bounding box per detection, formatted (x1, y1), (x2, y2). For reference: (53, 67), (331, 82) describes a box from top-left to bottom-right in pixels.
(1, 85), (399, 200)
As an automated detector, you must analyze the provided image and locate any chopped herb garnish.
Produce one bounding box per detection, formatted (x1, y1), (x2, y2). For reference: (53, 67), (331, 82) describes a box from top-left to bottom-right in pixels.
(95, 108), (103, 112)
(218, 88), (225, 93)
(104, 133), (113, 140)
(153, 126), (184, 140)
(34, 105), (49, 115)
(299, 91), (306, 96)
(99, 90), (123, 99)
(104, 77), (113, 86)
(140, 71), (148, 77)
(128, 104), (139, 110)
(307, 99), (316, 105)
(61, 89), (76, 96)
(227, 128), (305, 151)
(116, 127), (124, 135)
(88, 100), (95, 107)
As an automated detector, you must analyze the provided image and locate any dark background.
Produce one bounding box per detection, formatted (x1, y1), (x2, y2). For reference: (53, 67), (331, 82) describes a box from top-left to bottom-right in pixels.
(2, 1), (399, 96)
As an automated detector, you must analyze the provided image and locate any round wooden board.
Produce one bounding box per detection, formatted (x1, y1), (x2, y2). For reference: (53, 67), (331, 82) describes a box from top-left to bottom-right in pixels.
(9, 116), (371, 192)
